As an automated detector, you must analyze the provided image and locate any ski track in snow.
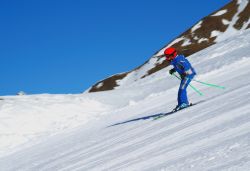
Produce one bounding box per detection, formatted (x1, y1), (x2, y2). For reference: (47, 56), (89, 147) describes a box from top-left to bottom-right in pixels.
(41, 84), (250, 171)
(0, 31), (250, 171)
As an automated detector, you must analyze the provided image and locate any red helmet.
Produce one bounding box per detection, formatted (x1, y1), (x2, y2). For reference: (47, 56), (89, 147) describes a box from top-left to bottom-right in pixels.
(164, 47), (177, 61)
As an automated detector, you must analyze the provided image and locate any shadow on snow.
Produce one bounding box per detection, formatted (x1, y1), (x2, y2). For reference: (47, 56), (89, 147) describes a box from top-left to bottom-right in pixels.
(108, 100), (206, 127)
(107, 111), (174, 127)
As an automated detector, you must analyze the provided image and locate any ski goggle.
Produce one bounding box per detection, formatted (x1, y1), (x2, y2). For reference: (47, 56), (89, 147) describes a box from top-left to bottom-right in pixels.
(165, 51), (176, 60)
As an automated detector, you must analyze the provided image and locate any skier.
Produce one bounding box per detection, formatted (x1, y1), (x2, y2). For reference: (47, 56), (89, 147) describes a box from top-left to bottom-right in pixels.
(164, 47), (196, 111)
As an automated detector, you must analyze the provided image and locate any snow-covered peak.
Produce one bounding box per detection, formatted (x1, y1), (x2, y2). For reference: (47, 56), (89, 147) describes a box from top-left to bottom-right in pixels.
(89, 0), (250, 92)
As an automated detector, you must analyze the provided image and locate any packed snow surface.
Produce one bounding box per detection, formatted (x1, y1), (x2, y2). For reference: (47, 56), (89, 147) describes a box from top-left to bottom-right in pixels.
(0, 30), (250, 171)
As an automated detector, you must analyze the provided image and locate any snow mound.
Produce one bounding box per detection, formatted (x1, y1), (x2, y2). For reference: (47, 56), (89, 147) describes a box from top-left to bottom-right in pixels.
(0, 94), (111, 155)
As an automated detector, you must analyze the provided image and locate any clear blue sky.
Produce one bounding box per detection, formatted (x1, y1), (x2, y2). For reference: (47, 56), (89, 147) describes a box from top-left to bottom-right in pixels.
(0, 0), (230, 95)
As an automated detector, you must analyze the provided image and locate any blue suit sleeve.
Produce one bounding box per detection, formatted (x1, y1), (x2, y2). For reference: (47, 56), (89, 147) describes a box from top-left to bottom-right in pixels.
(171, 55), (195, 76)
(174, 56), (190, 74)
(179, 59), (191, 72)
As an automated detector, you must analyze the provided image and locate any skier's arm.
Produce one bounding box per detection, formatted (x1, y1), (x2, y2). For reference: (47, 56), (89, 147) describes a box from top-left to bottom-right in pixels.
(180, 59), (192, 76)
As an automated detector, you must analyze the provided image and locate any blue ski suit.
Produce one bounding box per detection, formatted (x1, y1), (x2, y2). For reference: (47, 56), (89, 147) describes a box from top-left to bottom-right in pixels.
(170, 55), (196, 106)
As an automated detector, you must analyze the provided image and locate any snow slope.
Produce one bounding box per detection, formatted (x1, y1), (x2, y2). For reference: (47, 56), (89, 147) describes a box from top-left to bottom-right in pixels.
(89, 0), (250, 92)
(0, 30), (250, 170)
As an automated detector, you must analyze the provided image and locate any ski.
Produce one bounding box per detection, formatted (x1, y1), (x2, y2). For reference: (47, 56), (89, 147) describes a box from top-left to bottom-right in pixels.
(153, 103), (194, 120)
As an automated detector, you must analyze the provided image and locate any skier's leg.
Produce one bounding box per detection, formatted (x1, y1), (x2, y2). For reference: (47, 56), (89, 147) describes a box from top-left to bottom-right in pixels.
(178, 77), (192, 105)
(177, 86), (182, 106)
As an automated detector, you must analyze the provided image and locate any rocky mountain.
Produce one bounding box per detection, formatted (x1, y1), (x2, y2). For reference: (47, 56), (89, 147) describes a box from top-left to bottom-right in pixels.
(88, 0), (250, 92)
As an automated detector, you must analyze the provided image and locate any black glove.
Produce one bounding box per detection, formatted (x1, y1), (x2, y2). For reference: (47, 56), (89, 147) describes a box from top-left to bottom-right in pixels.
(169, 68), (176, 75)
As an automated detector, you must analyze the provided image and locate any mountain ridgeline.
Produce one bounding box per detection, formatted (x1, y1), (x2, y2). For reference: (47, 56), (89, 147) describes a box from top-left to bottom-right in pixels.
(88, 0), (250, 93)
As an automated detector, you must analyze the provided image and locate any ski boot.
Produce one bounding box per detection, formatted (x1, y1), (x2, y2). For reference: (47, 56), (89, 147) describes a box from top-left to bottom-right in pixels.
(172, 103), (190, 112)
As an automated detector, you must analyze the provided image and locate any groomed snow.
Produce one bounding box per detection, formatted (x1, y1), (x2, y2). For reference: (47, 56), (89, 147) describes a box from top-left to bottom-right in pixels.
(0, 30), (250, 171)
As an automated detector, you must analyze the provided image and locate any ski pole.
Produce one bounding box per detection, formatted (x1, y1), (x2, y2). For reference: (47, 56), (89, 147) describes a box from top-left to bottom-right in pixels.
(192, 79), (225, 89)
(172, 73), (203, 96)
